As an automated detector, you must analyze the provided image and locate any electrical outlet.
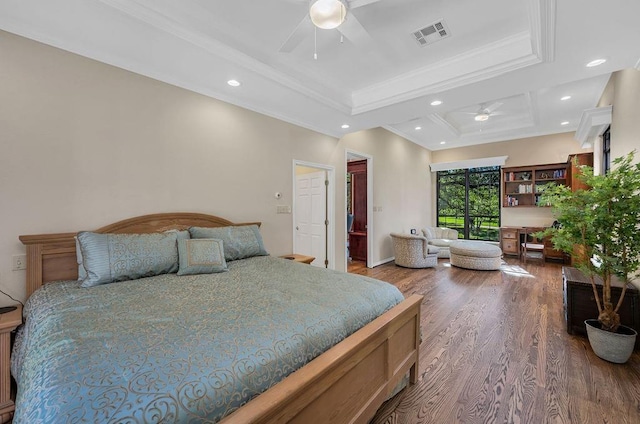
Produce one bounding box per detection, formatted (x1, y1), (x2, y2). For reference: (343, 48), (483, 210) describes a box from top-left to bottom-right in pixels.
(276, 205), (292, 214)
(12, 254), (26, 271)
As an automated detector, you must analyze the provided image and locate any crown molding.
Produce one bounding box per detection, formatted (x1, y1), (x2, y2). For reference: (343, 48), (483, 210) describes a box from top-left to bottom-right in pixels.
(430, 156), (509, 172)
(427, 114), (461, 137)
(98, 0), (555, 117)
(575, 106), (612, 148)
(0, 15), (342, 140)
(528, 0), (556, 62)
(351, 0), (556, 114)
(525, 91), (540, 126)
(381, 125), (428, 150)
(98, 0), (352, 115)
(351, 32), (540, 114)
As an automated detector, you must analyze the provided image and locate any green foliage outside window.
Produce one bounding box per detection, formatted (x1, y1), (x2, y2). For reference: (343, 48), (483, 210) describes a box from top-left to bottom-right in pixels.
(437, 167), (500, 241)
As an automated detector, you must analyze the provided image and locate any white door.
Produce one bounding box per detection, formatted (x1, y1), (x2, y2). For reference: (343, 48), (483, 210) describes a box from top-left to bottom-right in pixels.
(295, 171), (327, 267)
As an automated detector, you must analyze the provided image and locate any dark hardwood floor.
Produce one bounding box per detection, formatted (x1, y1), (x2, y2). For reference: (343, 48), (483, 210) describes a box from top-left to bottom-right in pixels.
(350, 259), (640, 424)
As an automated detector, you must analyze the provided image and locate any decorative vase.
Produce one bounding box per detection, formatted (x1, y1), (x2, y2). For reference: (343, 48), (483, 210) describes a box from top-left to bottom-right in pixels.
(584, 319), (637, 363)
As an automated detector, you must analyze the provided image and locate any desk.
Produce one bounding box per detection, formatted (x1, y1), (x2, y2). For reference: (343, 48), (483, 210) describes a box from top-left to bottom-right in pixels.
(499, 226), (567, 262)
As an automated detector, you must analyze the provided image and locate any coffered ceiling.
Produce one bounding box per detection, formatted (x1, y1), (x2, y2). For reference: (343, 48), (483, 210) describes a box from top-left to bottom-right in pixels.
(1, 0), (638, 150)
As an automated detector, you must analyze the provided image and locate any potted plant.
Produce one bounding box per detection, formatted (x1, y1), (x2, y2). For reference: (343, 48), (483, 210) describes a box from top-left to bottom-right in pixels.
(540, 151), (640, 363)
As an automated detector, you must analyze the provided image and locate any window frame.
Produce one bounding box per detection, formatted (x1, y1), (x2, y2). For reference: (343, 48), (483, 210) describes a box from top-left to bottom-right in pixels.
(602, 126), (611, 175)
(436, 166), (501, 241)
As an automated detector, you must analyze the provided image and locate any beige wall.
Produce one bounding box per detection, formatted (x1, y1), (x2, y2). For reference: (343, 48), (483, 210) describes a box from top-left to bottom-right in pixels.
(431, 133), (592, 227)
(605, 69), (640, 163)
(0, 31), (433, 302)
(338, 129), (433, 264)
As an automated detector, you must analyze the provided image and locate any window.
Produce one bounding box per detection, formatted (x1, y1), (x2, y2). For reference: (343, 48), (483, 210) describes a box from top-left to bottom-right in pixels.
(602, 126), (611, 175)
(437, 166), (501, 241)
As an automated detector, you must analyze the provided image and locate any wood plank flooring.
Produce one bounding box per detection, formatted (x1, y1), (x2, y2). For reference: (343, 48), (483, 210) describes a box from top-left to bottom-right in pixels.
(351, 259), (640, 424)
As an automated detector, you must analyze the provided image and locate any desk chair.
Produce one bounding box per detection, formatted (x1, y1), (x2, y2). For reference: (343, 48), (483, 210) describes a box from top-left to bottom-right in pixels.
(521, 228), (546, 265)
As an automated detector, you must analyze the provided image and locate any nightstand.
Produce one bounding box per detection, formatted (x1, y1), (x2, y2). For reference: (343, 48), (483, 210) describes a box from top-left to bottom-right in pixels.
(280, 254), (315, 265)
(0, 305), (21, 424)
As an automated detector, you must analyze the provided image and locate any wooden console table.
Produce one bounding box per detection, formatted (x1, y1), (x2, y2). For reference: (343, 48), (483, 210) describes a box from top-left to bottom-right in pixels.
(562, 267), (639, 349)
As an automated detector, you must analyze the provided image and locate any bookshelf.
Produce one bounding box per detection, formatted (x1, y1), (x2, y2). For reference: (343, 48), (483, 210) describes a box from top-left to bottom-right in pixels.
(502, 163), (568, 207)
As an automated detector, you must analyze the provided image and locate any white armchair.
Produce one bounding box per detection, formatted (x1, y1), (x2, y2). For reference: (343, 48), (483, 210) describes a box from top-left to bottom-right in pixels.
(390, 233), (438, 268)
(422, 227), (459, 258)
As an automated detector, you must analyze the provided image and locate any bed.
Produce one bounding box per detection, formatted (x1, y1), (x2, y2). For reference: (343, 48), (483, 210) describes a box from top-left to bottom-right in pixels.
(12, 212), (423, 423)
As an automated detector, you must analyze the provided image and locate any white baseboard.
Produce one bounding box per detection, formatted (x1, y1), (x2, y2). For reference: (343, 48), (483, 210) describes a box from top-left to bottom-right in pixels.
(371, 257), (395, 267)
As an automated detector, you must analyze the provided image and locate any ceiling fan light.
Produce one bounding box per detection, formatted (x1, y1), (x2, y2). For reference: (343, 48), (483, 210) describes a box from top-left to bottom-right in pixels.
(474, 113), (490, 122)
(310, 0), (346, 29)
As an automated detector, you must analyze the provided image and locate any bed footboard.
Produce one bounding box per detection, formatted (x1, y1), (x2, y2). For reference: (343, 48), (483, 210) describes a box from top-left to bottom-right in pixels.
(222, 294), (423, 424)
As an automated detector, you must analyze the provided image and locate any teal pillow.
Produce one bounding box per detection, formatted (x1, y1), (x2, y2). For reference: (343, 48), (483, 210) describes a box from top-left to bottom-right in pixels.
(177, 238), (228, 275)
(189, 225), (268, 261)
(78, 231), (187, 287)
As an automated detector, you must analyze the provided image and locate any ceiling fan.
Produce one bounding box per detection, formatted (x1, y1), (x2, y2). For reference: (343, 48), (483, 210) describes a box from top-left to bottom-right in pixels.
(463, 102), (505, 122)
(279, 0), (382, 54)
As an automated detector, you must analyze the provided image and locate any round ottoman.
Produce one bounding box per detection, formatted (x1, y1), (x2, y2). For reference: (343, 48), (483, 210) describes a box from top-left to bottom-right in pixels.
(450, 241), (502, 271)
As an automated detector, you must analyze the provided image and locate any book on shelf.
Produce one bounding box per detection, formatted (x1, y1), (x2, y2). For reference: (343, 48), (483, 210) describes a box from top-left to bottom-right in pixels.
(518, 184), (533, 193)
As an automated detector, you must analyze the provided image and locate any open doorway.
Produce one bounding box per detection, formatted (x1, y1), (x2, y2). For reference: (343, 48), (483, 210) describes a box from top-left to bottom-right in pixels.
(292, 160), (335, 269)
(346, 150), (373, 271)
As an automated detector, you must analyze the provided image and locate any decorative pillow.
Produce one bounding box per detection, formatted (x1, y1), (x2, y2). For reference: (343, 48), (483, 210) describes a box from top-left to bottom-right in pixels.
(177, 238), (228, 275)
(74, 236), (87, 281)
(189, 225), (268, 261)
(77, 231), (185, 287)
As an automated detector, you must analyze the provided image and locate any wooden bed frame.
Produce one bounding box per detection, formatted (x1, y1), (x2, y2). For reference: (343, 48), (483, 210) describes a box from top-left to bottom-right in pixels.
(17, 212), (423, 424)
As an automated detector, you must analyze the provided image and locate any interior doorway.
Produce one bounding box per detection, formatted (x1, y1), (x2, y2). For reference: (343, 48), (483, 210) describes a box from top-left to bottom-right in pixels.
(293, 160), (335, 269)
(345, 150), (373, 270)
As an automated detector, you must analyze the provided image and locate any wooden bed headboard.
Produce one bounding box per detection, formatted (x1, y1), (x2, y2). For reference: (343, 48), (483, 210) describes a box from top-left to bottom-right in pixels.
(19, 212), (260, 298)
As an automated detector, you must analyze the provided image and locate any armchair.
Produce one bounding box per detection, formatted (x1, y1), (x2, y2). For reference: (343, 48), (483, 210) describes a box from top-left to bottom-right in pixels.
(390, 233), (438, 268)
(421, 227), (459, 258)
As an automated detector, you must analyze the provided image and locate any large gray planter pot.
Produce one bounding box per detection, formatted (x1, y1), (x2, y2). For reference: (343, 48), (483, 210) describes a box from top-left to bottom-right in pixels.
(585, 319), (637, 363)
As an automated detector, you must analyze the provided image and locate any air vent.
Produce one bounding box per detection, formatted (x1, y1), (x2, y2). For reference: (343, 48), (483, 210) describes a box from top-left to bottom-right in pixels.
(412, 19), (450, 47)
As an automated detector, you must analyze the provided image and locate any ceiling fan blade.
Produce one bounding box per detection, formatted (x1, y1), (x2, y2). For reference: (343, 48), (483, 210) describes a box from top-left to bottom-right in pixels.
(349, 0), (383, 8)
(279, 15), (313, 53)
(484, 101), (503, 114)
(337, 14), (374, 47)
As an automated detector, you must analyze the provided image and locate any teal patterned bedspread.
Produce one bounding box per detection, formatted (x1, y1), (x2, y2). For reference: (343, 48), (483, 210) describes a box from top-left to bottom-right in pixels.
(12, 256), (404, 423)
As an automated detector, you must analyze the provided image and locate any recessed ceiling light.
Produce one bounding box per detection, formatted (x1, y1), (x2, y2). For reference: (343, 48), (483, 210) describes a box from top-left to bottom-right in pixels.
(341, 124), (350, 129)
(561, 121), (569, 126)
(586, 59), (606, 68)
(415, 126), (422, 130)
(474, 113), (490, 122)
(430, 100), (443, 106)
(227, 79), (241, 87)
(440, 141), (446, 145)
(561, 95), (572, 101)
